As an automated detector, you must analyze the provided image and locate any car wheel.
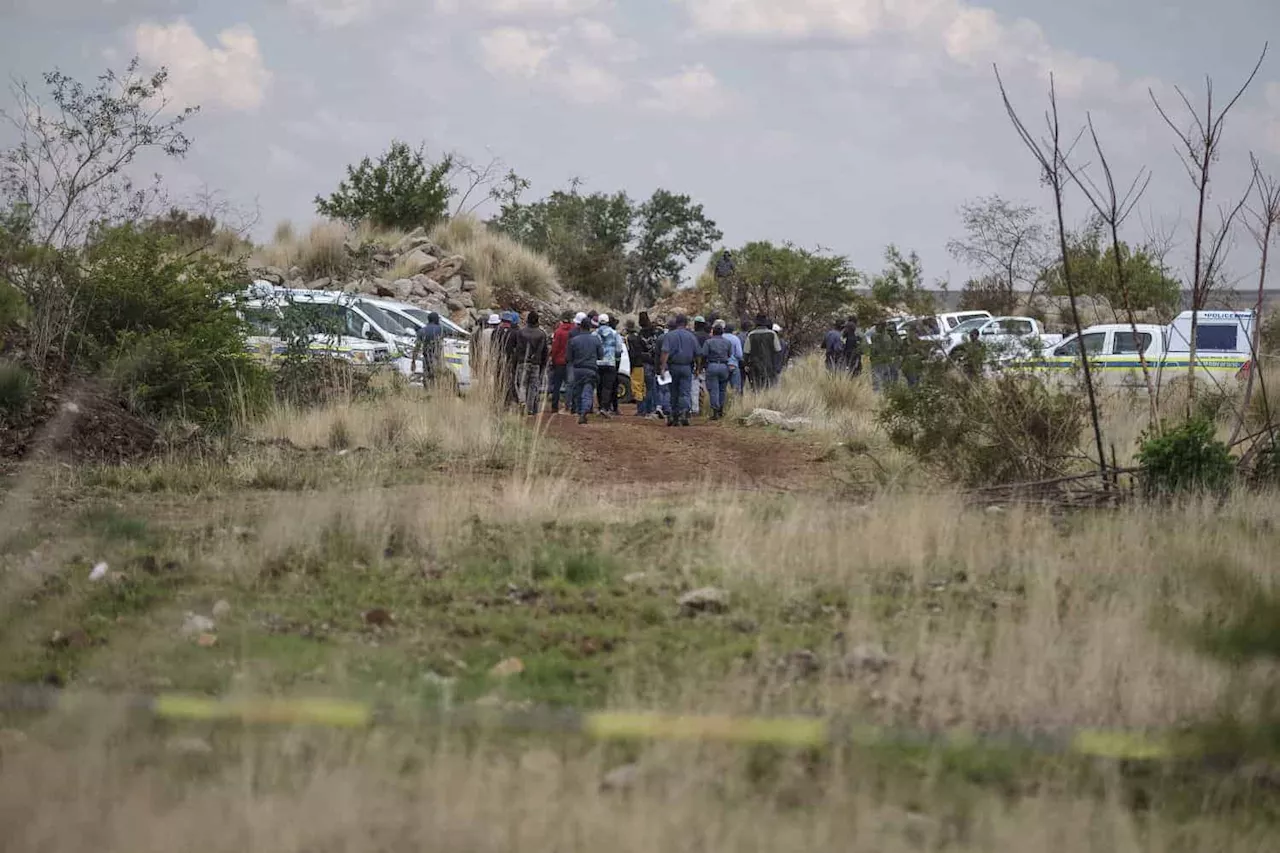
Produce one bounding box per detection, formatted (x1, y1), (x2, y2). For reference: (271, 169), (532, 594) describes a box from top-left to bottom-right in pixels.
(617, 375), (633, 405)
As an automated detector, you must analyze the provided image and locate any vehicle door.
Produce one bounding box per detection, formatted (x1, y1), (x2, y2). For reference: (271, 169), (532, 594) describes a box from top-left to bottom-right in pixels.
(1044, 331), (1108, 379)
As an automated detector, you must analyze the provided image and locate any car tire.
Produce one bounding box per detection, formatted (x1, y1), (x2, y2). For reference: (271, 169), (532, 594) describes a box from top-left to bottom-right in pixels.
(617, 375), (633, 405)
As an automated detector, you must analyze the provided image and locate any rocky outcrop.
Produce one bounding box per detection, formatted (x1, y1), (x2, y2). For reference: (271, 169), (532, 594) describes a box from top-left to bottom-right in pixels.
(250, 226), (587, 329)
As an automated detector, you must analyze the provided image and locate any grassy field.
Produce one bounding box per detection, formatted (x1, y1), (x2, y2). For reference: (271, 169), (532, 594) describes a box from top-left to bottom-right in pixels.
(1, 368), (1278, 851)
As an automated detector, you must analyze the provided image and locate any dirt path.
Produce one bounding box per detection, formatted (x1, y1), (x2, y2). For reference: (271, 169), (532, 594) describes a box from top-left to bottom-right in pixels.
(538, 412), (830, 492)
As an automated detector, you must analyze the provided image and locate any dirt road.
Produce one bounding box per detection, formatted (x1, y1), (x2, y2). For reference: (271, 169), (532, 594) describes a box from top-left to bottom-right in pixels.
(539, 412), (829, 491)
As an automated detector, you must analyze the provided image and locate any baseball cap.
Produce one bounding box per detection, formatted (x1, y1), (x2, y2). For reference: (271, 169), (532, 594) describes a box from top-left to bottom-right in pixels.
(487, 313), (501, 325)
(713, 319), (726, 331)
(573, 311), (587, 324)
(772, 323), (782, 333)
(598, 313), (611, 325)
(694, 315), (706, 324)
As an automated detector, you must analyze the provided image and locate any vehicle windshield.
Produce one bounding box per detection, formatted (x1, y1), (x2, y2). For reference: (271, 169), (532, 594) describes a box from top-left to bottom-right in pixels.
(280, 303), (353, 337)
(403, 308), (430, 327)
(948, 313), (990, 330)
(359, 301), (414, 337)
(951, 318), (990, 336)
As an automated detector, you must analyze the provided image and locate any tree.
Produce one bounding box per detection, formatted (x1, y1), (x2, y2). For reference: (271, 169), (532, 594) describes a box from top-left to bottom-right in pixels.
(490, 182), (720, 307)
(870, 244), (934, 315)
(626, 190), (722, 307)
(490, 185), (633, 303)
(947, 196), (1051, 309)
(0, 58), (197, 368)
(1042, 223), (1181, 318)
(315, 140), (455, 231)
(958, 275), (1019, 315)
(729, 241), (857, 348)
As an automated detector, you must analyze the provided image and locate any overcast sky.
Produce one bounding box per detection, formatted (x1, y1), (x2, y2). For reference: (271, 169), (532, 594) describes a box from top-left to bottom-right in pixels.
(3, 0), (1279, 288)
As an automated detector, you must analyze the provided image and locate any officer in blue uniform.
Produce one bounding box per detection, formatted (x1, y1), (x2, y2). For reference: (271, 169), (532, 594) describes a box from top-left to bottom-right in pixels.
(658, 313), (700, 427)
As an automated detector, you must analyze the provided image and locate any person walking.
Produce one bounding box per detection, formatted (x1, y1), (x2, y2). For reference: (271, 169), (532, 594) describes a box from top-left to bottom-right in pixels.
(594, 313), (621, 417)
(659, 314), (699, 427)
(823, 320), (844, 372)
(566, 311), (588, 415)
(640, 313), (665, 418)
(568, 315), (603, 424)
(743, 315), (782, 390)
(773, 324), (789, 376)
(410, 311), (444, 388)
(515, 310), (549, 415)
(691, 316), (710, 417)
(472, 313), (500, 374)
(548, 310), (573, 414)
(842, 317), (863, 376)
(702, 321), (734, 420)
(723, 321), (744, 396)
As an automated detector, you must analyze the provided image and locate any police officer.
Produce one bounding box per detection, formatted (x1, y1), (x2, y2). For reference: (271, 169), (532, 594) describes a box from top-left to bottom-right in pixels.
(823, 320), (844, 372)
(410, 311), (444, 388)
(568, 315), (604, 424)
(659, 313), (700, 427)
(702, 320), (734, 420)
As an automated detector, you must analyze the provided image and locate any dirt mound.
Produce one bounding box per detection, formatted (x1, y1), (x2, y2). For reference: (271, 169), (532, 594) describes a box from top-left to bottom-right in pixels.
(1, 383), (158, 465)
(541, 414), (828, 492)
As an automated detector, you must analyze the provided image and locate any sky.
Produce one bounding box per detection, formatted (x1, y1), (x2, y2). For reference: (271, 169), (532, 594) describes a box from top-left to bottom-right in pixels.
(2, 0), (1279, 289)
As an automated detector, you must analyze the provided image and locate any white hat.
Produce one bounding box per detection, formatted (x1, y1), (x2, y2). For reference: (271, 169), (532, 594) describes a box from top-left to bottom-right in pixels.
(772, 323), (782, 333)
(598, 313), (611, 325)
(487, 313), (501, 325)
(573, 311), (587, 324)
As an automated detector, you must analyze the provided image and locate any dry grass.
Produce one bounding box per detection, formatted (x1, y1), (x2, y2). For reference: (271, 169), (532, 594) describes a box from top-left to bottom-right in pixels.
(253, 220), (351, 281)
(430, 214), (558, 307)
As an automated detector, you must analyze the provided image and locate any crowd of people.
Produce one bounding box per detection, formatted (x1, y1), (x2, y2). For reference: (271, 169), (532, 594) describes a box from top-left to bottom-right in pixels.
(448, 309), (791, 426)
(409, 306), (991, 419)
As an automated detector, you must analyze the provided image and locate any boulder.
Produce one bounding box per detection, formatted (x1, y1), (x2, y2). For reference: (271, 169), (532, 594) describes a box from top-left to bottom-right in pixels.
(446, 297), (464, 312)
(455, 291), (474, 308)
(410, 281), (429, 299)
(443, 275), (464, 294)
(392, 279), (414, 301)
(434, 255), (465, 282)
(741, 408), (813, 432)
(288, 265), (303, 280)
(678, 587), (730, 615)
(308, 277), (332, 290)
(461, 279), (478, 292)
(401, 249), (439, 275)
(259, 267), (285, 285)
(425, 278), (446, 295)
(372, 253), (393, 266)
(375, 283), (396, 298)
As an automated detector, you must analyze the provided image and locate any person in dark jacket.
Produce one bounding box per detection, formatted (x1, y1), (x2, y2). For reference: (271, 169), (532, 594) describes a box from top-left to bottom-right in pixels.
(515, 311), (549, 415)
(568, 316), (604, 424)
(637, 312), (662, 417)
(842, 317), (863, 376)
(823, 320), (844, 372)
(624, 318), (648, 416)
(410, 311), (444, 387)
(701, 320), (734, 420)
(659, 314), (700, 427)
(743, 315), (782, 390)
(548, 310), (573, 414)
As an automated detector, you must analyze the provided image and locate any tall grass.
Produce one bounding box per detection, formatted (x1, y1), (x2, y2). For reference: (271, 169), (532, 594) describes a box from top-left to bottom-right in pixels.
(254, 221), (351, 281)
(430, 215), (558, 307)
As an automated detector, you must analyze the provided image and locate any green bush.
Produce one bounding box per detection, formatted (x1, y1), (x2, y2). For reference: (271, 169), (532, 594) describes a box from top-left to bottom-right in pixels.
(880, 369), (1085, 487)
(0, 360), (36, 422)
(0, 281), (27, 337)
(1137, 417), (1235, 497)
(74, 225), (269, 427)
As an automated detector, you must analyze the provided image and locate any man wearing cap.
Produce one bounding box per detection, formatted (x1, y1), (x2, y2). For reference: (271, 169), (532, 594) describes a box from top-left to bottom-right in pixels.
(568, 314), (604, 424)
(702, 320), (734, 420)
(566, 311), (589, 415)
(772, 323), (790, 376)
(472, 312), (501, 373)
(638, 313), (663, 418)
(515, 311), (550, 415)
(410, 311), (445, 388)
(624, 318), (647, 416)
(548, 310), (574, 414)
(744, 314), (782, 390)
(594, 313), (622, 417)
(659, 314), (700, 427)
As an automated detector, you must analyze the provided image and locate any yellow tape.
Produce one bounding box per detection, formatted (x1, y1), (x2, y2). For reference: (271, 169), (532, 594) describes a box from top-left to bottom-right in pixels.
(152, 694), (374, 728)
(1069, 730), (1177, 760)
(583, 711), (829, 747)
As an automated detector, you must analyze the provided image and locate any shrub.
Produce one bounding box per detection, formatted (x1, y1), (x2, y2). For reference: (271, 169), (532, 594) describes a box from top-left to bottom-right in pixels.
(880, 369), (1086, 486)
(0, 359), (36, 423)
(1137, 417), (1235, 497)
(75, 225), (270, 427)
(430, 215), (557, 304)
(315, 140), (454, 231)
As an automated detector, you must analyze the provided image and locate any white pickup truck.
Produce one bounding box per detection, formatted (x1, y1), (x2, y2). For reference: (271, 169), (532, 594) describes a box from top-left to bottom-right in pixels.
(1027, 310), (1255, 387)
(943, 316), (1063, 360)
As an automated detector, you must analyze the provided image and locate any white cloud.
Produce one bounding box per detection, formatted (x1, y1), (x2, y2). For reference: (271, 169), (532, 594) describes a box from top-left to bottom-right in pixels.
(437, 0), (603, 17)
(478, 26), (555, 78)
(133, 20), (270, 112)
(679, 0), (1133, 102)
(643, 64), (727, 115)
(287, 0), (376, 27)
(553, 60), (623, 104)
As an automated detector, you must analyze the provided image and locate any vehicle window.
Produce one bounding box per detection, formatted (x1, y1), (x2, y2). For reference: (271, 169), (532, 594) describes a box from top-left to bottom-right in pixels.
(280, 303), (347, 337)
(951, 318), (989, 336)
(243, 307), (278, 336)
(951, 313), (989, 329)
(359, 302), (414, 336)
(403, 308), (429, 326)
(1112, 332), (1153, 354)
(1196, 325), (1238, 351)
(1055, 333), (1105, 357)
(919, 317), (940, 336)
(1007, 320), (1033, 335)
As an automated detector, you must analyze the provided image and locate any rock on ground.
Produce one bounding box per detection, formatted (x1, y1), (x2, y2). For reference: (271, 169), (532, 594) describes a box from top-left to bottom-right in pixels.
(679, 587), (730, 615)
